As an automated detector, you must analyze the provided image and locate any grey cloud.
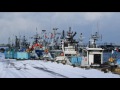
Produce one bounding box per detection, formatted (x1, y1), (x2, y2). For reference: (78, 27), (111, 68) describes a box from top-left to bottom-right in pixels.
(0, 12), (119, 44)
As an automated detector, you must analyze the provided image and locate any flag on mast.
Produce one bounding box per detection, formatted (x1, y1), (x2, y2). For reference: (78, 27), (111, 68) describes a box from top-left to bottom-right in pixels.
(51, 33), (54, 38)
(45, 33), (47, 38)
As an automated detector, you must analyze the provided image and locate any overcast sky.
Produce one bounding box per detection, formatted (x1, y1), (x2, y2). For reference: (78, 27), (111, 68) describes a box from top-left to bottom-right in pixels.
(0, 12), (120, 44)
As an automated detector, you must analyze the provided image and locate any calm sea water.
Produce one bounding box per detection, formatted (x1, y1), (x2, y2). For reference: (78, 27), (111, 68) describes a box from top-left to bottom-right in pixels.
(103, 52), (120, 62)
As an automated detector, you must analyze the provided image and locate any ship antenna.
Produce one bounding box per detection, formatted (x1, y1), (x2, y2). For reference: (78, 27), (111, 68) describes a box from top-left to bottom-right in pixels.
(97, 21), (99, 34)
(36, 27), (38, 34)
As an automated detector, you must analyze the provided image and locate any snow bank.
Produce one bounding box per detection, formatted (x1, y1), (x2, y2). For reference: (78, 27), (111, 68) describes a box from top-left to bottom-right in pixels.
(0, 60), (120, 78)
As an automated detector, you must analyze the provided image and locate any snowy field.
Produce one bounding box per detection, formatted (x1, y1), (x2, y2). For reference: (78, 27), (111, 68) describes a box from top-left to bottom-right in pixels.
(0, 59), (120, 78)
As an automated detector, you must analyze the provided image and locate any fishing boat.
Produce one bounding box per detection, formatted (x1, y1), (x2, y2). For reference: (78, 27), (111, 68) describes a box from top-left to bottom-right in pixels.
(81, 32), (104, 67)
(48, 28), (63, 60)
(55, 27), (81, 65)
(28, 31), (44, 59)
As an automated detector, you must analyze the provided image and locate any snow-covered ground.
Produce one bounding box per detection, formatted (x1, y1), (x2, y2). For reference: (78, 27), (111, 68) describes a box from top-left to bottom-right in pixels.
(0, 59), (120, 78)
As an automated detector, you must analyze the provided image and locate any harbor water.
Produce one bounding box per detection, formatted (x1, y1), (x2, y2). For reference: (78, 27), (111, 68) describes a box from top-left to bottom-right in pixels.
(103, 52), (120, 62)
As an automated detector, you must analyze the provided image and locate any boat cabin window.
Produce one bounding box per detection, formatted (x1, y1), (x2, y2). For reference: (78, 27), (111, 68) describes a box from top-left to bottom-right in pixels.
(64, 43), (68, 47)
(49, 46), (53, 50)
(65, 54), (72, 56)
(65, 54), (76, 57)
